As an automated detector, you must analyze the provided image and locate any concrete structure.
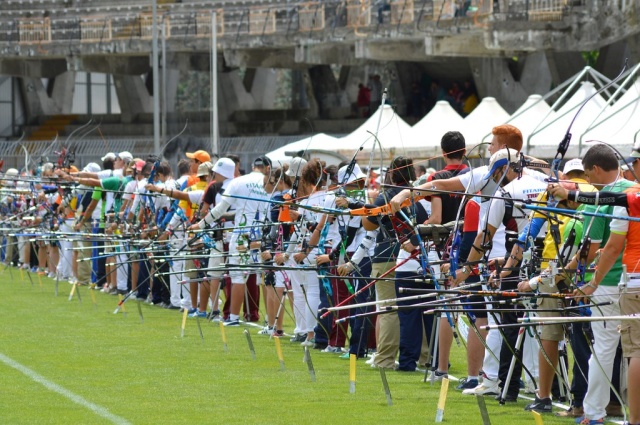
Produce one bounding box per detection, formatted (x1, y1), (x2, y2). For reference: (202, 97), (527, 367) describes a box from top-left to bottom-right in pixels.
(0, 0), (637, 142)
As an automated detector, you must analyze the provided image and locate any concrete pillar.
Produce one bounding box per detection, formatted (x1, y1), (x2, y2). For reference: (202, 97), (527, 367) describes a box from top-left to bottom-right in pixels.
(113, 75), (152, 123)
(291, 69), (318, 118)
(545, 51), (587, 86)
(627, 33), (640, 64)
(595, 41), (628, 79)
(469, 52), (553, 113)
(217, 69), (257, 120)
(308, 65), (350, 119)
(164, 69), (180, 114)
(19, 71), (76, 120)
(249, 68), (277, 110)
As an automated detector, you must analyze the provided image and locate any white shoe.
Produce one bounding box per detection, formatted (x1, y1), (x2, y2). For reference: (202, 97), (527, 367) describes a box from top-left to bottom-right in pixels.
(300, 339), (314, 347)
(427, 370), (449, 382)
(47, 272), (56, 279)
(257, 326), (273, 335)
(462, 377), (500, 396)
(365, 353), (377, 365)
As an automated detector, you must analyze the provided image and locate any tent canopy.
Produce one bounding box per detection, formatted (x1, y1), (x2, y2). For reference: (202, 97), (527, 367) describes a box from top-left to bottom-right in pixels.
(410, 101), (464, 155)
(461, 97), (510, 151)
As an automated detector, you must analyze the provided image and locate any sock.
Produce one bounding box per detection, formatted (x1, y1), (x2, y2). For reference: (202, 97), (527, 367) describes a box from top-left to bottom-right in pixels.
(230, 314), (239, 321)
(467, 376), (479, 381)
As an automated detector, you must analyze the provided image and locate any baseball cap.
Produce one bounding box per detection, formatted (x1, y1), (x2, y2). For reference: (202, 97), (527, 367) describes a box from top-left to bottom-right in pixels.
(117, 151), (133, 163)
(101, 152), (116, 161)
(484, 148), (518, 180)
(212, 158), (235, 179)
(83, 162), (101, 173)
(622, 156), (639, 167)
(562, 158), (584, 174)
(197, 161), (213, 177)
(285, 157), (307, 177)
(186, 150), (211, 163)
(338, 163), (366, 185)
(133, 159), (146, 172)
(254, 155), (272, 168)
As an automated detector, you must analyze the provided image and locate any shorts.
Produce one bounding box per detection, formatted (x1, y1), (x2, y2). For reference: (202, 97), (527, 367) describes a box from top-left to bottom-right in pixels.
(206, 240), (226, 279)
(537, 277), (566, 342)
(619, 289), (640, 358)
(227, 238), (260, 283)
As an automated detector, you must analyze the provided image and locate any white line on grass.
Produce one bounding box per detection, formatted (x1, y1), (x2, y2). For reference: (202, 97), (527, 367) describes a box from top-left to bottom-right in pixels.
(0, 353), (131, 425)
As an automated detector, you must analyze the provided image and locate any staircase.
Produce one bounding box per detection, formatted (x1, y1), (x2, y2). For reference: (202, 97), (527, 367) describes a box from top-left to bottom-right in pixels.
(28, 115), (77, 141)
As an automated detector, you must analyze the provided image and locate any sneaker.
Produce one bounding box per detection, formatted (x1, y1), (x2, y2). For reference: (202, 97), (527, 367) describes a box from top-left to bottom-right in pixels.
(187, 307), (197, 315)
(20, 263), (29, 270)
(525, 395), (552, 413)
(30, 266), (39, 273)
(69, 277), (78, 285)
(313, 341), (328, 350)
(224, 319), (240, 327)
(322, 345), (343, 353)
(427, 370), (448, 382)
(165, 304), (181, 310)
(462, 377), (500, 396)
(365, 352), (377, 365)
(605, 403), (624, 417)
(289, 333), (307, 343)
(108, 288), (118, 295)
(189, 310), (207, 318)
(339, 353), (351, 359)
(209, 313), (221, 322)
(456, 378), (479, 390)
(300, 339), (315, 347)
(257, 326), (273, 335)
(555, 406), (584, 418)
(47, 272), (56, 279)
(575, 416), (604, 425)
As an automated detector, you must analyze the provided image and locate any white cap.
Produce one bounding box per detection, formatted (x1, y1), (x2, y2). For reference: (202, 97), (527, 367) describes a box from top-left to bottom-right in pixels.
(117, 151), (133, 163)
(101, 152), (116, 162)
(562, 158), (584, 174)
(5, 168), (18, 176)
(484, 148), (519, 180)
(212, 158), (235, 180)
(83, 162), (101, 173)
(338, 163), (367, 185)
(196, 161), (213, 177)
(285, 157), (307, 178)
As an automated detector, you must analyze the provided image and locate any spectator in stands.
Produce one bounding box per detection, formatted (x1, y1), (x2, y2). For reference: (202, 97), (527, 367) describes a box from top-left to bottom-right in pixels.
(461, 80), (479, 116)
(407, 82), (425, 119)
(357, 83), (371, 118)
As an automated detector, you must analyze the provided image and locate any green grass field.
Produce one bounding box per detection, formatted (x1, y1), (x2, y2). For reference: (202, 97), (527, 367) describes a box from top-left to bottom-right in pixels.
(0, 272), (578, 425)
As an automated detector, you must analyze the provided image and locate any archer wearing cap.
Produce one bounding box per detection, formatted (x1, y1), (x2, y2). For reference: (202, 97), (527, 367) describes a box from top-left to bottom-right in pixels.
(186, 150), (211, 172)
(285, 157), (307, 178)
(620, 154), (640, 182)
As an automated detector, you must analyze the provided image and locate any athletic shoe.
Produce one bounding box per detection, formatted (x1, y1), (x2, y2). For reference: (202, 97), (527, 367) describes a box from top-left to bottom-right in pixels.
(186, 307), (197, 315)
(313, 341), (328, 350)
(606, 403), (624, 417)
(209, 313), (221, 322)
(69, 277), (78, 285)
(108, 288), (118, 295)
(555, 406), (584, 418)
(165, 304), (181, 310)
(365, 352), (377, 365)
(30, 266), (39, 273)
(189, 310), (207, 318)
(289, 333), (307, 343)
(224, 319), (240, 327)
(20, 263), (29, 270)
(575, 416), (604, 425)
(525, 395), (552, 413)
(47, 272), (56, 279)
(427, 370), (448, 382)
(322, 346), (344, 354)
(300, 339), (315, 347)
(456, 378), (479, 390)
(339, 353), (351, 360)
(462, 377), (500, 396)
(257, 326), (273, 335)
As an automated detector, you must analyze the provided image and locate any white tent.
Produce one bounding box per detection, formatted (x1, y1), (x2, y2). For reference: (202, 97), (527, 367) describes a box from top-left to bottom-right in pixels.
(506, 95), (556, 145)
(580, 79), (640, 149)
(461, 97), (510, 153)
(337, 104), (413, 158)
(266, 133), (345, 165)
(527, 82), (608, 158)
(409, 101), (464, 156)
